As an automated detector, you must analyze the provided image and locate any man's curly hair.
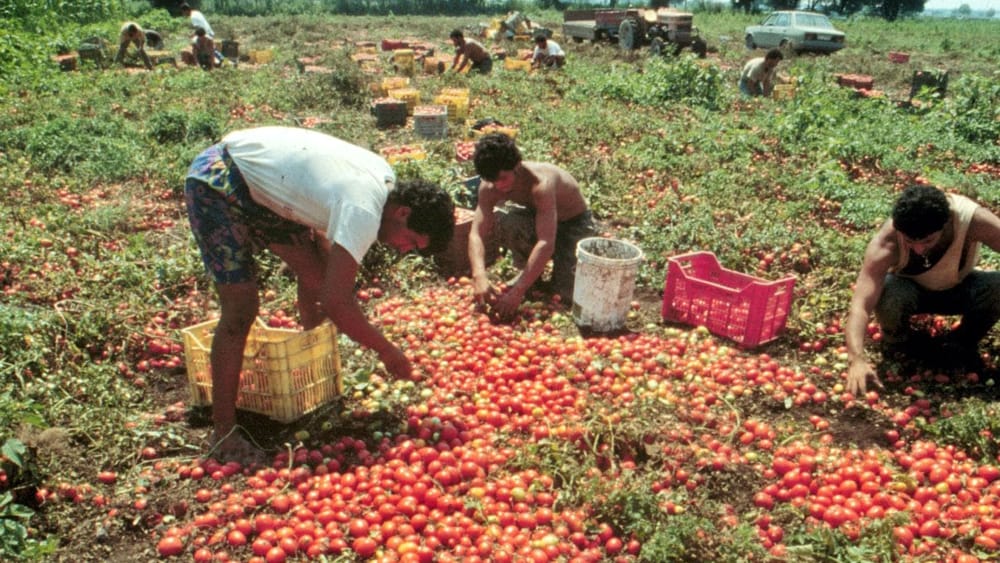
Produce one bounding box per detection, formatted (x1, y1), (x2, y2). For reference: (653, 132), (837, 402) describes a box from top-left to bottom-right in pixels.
(472, 133), (522, 182)
(892, 185), (950, 239)
(388, 179), (455, 255)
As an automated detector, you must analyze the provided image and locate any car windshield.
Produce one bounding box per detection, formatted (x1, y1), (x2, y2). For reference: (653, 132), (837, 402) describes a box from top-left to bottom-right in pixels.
(795, 14), (834, 28)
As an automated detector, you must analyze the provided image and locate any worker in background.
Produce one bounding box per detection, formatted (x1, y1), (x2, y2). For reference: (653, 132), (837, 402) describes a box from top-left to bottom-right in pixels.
(180, 3), (214, 39)
(531, 34), (565, 69)
(449, 29), (493, 75)
(192, 27), (214, 71)
(739, 48), (783, 97)
(114, 22), (153, 70)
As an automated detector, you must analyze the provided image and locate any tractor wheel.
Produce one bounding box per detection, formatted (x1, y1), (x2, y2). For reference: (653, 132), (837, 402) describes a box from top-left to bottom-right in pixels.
(618, 19), (639, 51)
(649, 37), (664, 56)
(692, 37), (708, 58)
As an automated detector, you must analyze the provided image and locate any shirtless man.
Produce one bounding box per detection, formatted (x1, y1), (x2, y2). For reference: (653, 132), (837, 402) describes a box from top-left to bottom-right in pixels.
(114, 22), (153, 70)
(468, 133), (598, 319)
(845, 185), (1000, 395)
(449, 29), (493, 75)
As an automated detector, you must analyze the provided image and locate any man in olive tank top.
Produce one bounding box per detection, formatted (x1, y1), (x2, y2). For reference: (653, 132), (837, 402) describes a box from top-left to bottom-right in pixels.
(846, 185), (1000, 394)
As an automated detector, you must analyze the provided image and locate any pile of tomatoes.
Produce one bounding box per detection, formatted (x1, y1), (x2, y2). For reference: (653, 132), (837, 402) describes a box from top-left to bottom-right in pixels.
(138, 279), (1000, 561)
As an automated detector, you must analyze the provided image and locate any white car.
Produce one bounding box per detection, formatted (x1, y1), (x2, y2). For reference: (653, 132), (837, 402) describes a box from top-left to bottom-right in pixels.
(745, 11), (845, 54)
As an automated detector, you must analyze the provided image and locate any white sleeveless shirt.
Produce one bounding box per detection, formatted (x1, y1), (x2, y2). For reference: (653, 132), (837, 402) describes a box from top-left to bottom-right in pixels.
(892, 193), (980, 291)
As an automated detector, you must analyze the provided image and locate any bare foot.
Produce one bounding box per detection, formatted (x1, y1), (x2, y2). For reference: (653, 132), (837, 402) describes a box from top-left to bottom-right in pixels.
(206, 431), (268, 468)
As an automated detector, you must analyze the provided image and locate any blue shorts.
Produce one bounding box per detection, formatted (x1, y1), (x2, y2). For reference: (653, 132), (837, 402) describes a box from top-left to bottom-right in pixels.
(184, 144), (311, 284)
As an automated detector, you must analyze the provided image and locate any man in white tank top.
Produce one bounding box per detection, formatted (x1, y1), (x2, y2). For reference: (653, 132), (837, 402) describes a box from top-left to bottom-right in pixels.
(846, 185), (1000, 394)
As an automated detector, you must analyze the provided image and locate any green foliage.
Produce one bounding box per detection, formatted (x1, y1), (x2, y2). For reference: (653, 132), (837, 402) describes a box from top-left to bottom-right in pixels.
(573, 55), (725, 110)
(146, 108), (219, 145)
(0, 0), (126, 26)
(637, 508), (768, 562)
(6, 115), (143, 181)
(783, 515), (905, 562)
(942, 73), (1000, 144)
(917, 397), (1000, 461)
(0, 491), (35, 560)
(0, 438), (54, 560)
(0, 23), (61, 92)
(147, 109), (189, 143)
(201, 0), (497, 16)
(0, 305), (56, 395)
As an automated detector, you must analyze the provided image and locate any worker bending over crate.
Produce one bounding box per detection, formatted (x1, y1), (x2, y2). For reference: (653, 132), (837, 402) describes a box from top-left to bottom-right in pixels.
(184, 126), (454, 464)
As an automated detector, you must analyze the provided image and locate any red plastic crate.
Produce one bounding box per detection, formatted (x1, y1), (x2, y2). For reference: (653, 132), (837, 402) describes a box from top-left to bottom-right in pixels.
(661, 252), (795, 348)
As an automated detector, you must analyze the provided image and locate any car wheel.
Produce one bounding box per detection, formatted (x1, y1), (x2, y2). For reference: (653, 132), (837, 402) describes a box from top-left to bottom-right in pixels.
(745, 34), (755, 50)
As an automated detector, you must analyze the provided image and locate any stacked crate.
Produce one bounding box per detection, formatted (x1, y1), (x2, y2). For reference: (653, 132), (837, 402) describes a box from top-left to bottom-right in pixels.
(413, 105), (448, 139)
(434, 87), (471, 123)
(388, 87), (421, 115)
(372, 98), (408, 128)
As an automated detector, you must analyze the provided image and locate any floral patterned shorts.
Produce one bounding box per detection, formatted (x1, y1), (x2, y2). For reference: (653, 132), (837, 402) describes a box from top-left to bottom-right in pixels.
(184, 143), (310, 284)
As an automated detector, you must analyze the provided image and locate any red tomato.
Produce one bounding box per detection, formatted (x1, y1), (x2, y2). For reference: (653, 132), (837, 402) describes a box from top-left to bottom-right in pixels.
(348, 518), (370, 538)
(975, 535), (999, 550)
(352, 536), (378, 558)
(251, 538), (273, 556)
(156, 535), (184, 557)
(753, 492), (775, 510)
(227, 529), (247, 547)
(264, 546), (287, 563)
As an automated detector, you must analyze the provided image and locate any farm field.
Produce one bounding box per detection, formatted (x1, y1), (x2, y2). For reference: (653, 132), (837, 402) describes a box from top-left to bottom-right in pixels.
(1, 8), (999, 562)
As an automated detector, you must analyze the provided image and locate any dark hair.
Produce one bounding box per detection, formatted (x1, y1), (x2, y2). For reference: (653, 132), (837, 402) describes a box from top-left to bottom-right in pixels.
(892, 185), (950, 239)
(179, 2), (191, 11)
(765, 48), (784, 61)
(126, 23), (139, 34)
(194, 27), (206, 36)
(534, 34), (547, 43)
(450, 29), (463, 40)
(472, 133), (522, 182)
(388, 179), (455, 255)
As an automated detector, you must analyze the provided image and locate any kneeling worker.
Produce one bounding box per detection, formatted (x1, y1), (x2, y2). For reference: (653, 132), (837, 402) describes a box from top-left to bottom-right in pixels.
(114, 22), (153, 70)
(468, 133), (598, 320)
(449, 29), (493, 75)
(845, 184), (1000, 395)
(531, 34), (565, 69)
(739, 48), (783, 97)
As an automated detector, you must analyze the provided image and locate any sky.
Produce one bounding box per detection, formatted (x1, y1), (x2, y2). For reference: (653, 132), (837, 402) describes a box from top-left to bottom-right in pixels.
(922, 0), (997, 10)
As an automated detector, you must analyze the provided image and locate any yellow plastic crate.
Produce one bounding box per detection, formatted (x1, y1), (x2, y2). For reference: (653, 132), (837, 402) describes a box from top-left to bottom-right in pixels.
(248, 49), (274, 64)
(182, 318), (342, 423)
(387, 87), (421, 114)
(423, 56), (447, 75)
(392, 49), (415, 64)
(381, 144), (427, 164)
(470, 123), (519, 139)
(772, 84), (796, 100)
(440, 87), (471, 99)
(380, 76), (411, 95)
(434, 95), (470, 122)
(504, 58), (532, 72)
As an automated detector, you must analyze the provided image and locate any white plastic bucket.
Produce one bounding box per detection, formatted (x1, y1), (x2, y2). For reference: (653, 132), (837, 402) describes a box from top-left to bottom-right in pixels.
(572, 237), (644, 332)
